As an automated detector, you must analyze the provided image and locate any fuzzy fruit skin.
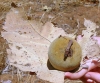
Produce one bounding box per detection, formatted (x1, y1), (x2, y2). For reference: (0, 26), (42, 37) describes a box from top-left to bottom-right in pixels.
(48, 36), (82, 72)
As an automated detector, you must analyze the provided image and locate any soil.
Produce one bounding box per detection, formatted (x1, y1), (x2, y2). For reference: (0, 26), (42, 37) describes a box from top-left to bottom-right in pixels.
(0, 0), (100, 83)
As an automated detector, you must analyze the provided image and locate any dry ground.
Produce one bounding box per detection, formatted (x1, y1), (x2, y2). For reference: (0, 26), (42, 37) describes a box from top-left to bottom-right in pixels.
(0, 0), (100, 83)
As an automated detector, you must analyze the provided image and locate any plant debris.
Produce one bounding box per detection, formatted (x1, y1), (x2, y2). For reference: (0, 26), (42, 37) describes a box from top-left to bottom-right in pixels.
(64, 40), (73, 61)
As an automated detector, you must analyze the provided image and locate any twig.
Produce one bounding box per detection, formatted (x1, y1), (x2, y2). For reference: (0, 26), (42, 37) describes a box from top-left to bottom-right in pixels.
(64, 40), (73, 61)
(39, 12), (46, 22)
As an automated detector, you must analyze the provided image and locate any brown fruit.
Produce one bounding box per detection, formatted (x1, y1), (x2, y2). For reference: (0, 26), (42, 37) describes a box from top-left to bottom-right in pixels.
(48, 36), (82, 71)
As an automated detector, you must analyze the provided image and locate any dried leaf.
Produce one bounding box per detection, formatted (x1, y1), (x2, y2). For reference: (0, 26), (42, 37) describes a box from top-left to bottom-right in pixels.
(77, 19), (100, 65)
(1, 9), (67, 83)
